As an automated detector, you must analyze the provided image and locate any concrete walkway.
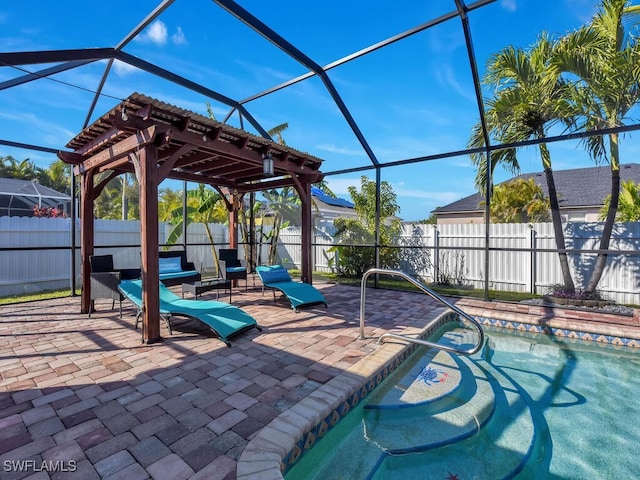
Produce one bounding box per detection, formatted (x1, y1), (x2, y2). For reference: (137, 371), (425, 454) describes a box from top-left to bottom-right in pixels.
(0, 282), (638, 480)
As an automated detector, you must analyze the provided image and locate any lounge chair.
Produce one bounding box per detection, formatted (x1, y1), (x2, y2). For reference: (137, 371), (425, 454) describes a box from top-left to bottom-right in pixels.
(256, 265), (327, 312)
(118, 280), (260, 346)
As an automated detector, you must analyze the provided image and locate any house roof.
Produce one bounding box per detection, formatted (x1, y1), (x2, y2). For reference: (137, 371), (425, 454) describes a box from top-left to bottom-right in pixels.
(0, 177), (71, 215)
(432, 163), (640, 215)
(311, 186), (354, 209)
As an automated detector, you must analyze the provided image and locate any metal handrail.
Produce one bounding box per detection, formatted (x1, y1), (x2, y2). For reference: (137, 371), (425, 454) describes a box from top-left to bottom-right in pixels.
(360, 268), (485, 356)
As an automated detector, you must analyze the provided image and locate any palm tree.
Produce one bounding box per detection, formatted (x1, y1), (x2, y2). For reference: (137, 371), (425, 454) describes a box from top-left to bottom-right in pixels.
(600, 179), (640, 221)
(469, 33), (577, 292)
(166, 184), (227, 273)
(554, 0), (640, 294)
(158, 188), (184, 221)
(262, 187), (301, 265)
(485, 178), (551, 223)
(0, 156), (47, 183)
(44, 160), (71, 195)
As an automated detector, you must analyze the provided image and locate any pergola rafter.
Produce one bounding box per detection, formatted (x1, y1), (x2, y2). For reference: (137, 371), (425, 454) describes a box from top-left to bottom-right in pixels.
(59, 92), (324, 344)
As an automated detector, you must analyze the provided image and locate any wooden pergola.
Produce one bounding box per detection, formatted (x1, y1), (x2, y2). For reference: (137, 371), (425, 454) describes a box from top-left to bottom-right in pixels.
(59, 92), (324, 344)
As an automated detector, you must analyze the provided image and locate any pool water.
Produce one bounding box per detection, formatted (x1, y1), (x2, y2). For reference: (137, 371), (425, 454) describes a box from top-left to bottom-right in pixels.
(285, 325), (640, 480)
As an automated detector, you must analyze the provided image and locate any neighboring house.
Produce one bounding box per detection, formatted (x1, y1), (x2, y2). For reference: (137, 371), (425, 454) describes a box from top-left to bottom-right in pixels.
(255, 187), (356, 230)
(0, 177), (71, 217)
(310, 186), (357, 229)
(431, 163), (640, 224)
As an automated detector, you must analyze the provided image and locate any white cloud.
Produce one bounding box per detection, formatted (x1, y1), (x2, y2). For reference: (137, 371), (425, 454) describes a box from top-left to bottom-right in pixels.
(501, 0), (517, 12)
(435, 63), (477, 102)
(316, 143), (363, 156)
(0, 111), (76, 146)
(136, 20), (168, 46)
(134, 21), (186, 47)
(324, 177), (361, 196)
(172, 26), (187, 45)
(394, 185), (461, 203)
(112, 59), (139, 77)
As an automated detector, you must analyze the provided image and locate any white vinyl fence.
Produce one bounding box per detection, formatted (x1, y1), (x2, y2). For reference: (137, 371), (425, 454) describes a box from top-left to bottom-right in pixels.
(2, 217), (639, 305)
(0, 217), (227, 297)
(278, 222), (640, 306)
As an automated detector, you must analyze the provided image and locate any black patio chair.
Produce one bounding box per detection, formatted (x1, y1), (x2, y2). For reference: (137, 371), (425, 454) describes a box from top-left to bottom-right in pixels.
(89, 254), (140, 318)
(219, 248), (248, 291)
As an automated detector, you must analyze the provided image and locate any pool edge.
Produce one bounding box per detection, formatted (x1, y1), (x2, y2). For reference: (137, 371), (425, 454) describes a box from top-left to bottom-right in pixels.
(236, 304), (640, 480)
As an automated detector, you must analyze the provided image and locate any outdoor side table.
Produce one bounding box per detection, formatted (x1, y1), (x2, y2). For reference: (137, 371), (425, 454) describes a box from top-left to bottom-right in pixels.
(181, 279), (232, 302)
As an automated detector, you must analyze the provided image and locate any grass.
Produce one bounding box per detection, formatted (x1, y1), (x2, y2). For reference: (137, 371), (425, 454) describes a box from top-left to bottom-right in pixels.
(312, 271), (541, 303)
(0, 289), (81, 305)
(7, 272), (634, 308)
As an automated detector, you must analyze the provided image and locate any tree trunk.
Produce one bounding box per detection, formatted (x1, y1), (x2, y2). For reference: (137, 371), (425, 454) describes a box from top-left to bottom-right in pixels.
(269, 216), (281, 265)
(544, 167), (575, 292)
(586, 134), (621, 294)
(204, 223), (219, 276)
(540, 143), (575, 293)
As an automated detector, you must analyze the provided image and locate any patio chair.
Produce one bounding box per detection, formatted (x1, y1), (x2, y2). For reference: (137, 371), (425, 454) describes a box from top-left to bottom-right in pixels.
(219, 248), (248, 291)
(256, 265), (327, 312)
(118, 280), (260, 347)
(88, 254), (139, 318)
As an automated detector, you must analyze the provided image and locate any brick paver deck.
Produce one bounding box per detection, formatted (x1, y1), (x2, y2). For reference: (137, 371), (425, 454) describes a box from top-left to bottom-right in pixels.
(1, 282), (638, 480)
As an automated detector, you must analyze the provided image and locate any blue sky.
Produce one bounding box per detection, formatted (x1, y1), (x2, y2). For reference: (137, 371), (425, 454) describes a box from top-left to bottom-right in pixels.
(1, 0), (639, 221)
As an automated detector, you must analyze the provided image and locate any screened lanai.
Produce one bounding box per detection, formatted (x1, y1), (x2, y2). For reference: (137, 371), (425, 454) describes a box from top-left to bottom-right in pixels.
(2, 0), (640, 315)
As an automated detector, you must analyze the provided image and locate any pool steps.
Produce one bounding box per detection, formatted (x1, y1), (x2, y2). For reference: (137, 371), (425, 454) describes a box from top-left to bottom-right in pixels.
(362, 331), (537, 479)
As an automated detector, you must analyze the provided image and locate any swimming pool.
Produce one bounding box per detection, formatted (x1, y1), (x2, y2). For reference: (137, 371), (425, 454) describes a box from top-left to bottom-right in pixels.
(284, 324), (640, 479)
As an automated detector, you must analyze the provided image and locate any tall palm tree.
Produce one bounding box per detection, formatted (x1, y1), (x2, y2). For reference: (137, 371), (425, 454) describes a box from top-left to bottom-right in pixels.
(166, 184), (226, 273)
(554, 0), (640, 294)
(469, 33), (577, 292)
(262, 187), (301, 264)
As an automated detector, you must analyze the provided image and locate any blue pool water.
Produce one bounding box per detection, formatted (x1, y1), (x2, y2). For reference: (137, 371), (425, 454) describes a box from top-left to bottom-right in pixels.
(285, 325), (640, 479)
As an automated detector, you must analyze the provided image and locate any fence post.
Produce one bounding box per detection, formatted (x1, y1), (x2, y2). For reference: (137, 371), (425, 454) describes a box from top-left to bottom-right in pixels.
(432, 225), (439, 283)
(529, 224), (537, 295)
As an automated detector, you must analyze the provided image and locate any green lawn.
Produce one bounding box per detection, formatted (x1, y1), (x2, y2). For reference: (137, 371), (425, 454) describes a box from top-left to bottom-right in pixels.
(312, 271), (541, 303)
(0, 289), (82, 305)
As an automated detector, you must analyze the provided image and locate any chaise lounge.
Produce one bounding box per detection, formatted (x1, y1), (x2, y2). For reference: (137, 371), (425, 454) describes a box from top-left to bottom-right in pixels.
(118, 280), (260, 346)
(256, 265), (327, 312)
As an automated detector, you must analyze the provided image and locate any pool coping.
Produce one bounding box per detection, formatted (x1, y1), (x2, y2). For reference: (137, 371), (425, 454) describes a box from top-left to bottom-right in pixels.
(236, 301), (640, 479)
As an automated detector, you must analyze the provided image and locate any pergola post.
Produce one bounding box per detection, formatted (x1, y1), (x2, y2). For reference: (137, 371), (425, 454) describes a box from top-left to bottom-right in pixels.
(298, 181), (313, 284)
(137, 145), (161, 343)
(229, 191), (240, 249)
(79, 171), (95, 314)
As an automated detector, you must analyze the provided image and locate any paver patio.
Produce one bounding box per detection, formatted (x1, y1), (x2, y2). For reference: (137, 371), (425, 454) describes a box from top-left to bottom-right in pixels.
(1, 281), (638, 480)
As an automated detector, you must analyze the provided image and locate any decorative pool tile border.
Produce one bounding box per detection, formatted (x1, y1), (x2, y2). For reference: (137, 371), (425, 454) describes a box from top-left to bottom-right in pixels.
(281, 314), (452, 475)
(242, 312), (640, 479)
(476, 316), (640, 348)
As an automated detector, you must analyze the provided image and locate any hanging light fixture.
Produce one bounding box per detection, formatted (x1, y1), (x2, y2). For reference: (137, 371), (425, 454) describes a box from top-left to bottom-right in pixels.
(121, 106), (128, 121)
(263, 152), (274, 176)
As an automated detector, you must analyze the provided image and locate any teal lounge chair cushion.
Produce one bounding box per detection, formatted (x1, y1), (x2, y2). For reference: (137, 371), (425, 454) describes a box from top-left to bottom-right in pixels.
(256, 265), (327, 311)
(118, 280), (259, 345)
